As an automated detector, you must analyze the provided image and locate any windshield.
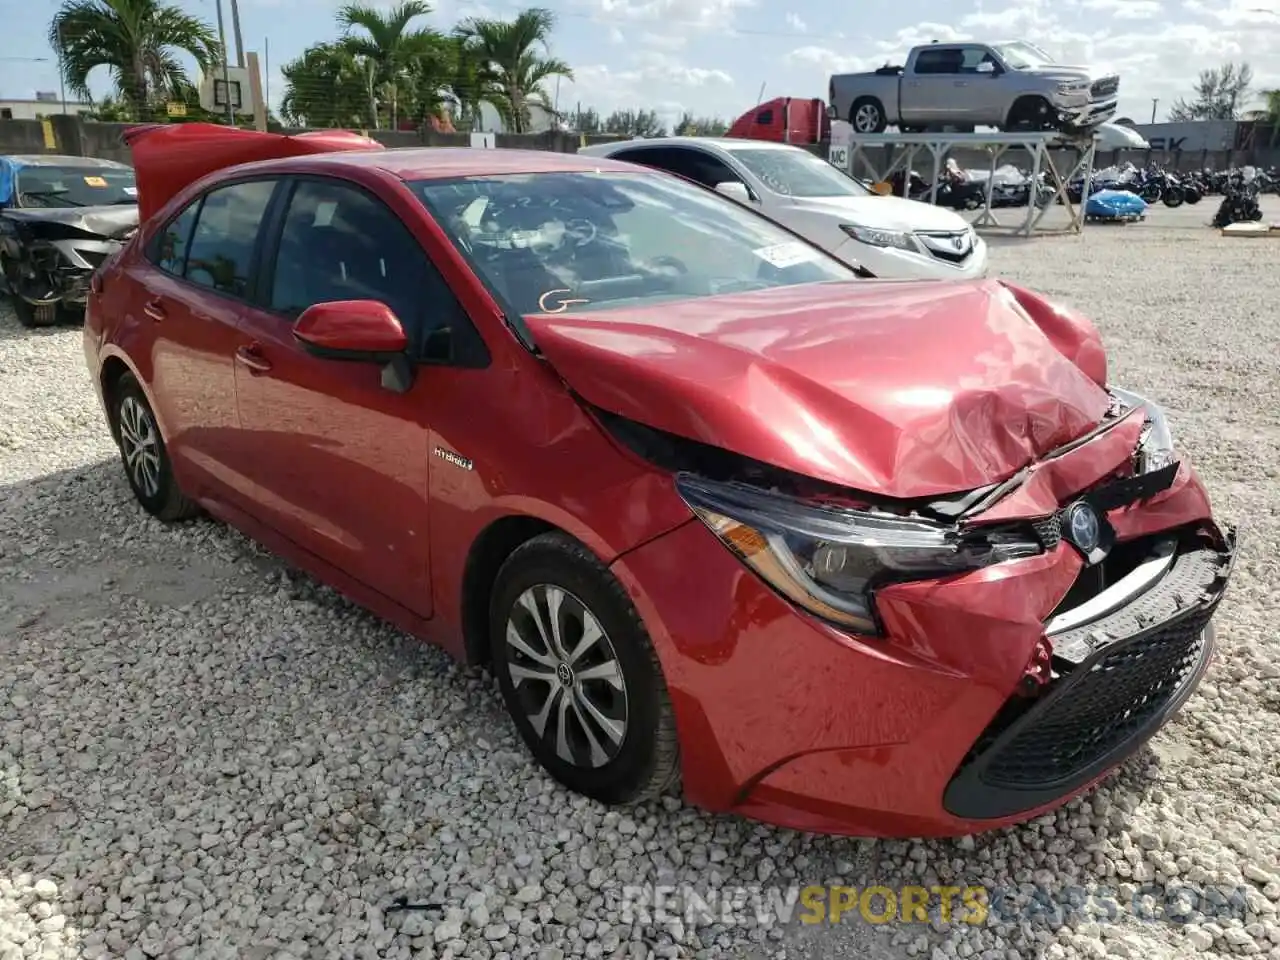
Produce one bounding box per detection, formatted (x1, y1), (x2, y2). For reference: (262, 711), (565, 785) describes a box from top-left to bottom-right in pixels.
(993, 41), (1056, 70)
(15, 164), (137, 208)
(411, 171), (858, 318)
(727, 147), (871, 199)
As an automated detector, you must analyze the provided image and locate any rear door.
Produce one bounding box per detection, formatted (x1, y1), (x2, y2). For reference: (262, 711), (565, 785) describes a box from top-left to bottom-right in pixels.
(227, 175), (487, 616)
(120, 178), (279, 503)
(901, 47), (965, 124)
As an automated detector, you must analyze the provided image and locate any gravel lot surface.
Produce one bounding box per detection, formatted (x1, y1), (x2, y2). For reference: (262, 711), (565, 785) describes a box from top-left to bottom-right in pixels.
(2, 197), (1279, 960)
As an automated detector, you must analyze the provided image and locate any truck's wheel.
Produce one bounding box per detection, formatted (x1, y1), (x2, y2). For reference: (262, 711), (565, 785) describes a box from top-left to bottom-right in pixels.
(1006, 96), (1055, 132)
(850, 98), (887, 134)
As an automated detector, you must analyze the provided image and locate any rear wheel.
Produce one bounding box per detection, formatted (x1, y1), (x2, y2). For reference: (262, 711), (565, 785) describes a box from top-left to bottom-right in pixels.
(110, 372), (201, 522)
(850, 97), (888, 134)
(490, 532), (680, 805)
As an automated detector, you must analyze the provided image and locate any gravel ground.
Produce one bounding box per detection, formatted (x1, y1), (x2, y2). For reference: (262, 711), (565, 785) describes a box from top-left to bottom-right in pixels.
(2, 197), (1280, 960)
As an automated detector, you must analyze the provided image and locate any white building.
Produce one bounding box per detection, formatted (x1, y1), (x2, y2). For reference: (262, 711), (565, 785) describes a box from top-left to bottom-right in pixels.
(0, 92), (92, 120)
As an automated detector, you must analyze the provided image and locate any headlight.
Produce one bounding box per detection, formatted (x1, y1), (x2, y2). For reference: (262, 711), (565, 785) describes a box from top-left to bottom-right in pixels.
(1111, 387), (1176, 474)
(839, 224), (917, 252)
(1057, 80), (1089, 95)
(676, 474), (1043, 635)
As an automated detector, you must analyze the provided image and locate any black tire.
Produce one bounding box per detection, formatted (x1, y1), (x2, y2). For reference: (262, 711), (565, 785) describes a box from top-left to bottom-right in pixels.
(109, 372), (201, 522)
(1184, 188), (1202, 205)
(1162, 188), (1184, 208)
(489, 531), (680, 806)
(850, 97), (887, 134)
(13, 298), (59, 328)
(1005, 96), (1055, 132)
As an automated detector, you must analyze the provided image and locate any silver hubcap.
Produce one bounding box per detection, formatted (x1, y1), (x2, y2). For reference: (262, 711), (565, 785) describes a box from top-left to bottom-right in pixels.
(118, 396), (161, 498)
(855, 105), (880, 132)
(505, 584), (628, 769)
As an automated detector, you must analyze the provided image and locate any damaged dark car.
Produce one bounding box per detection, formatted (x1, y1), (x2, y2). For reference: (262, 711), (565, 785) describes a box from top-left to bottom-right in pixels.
(0, 154), (138, 327)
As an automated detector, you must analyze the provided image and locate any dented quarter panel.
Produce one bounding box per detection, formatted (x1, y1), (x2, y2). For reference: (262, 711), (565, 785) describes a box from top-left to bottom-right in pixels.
(525, 278), (1112, 499)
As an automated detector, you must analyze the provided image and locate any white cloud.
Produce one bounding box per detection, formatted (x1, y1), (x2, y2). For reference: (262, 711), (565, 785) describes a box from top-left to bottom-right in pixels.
(1080, 0), (1162, 18)
(555, 50), (737, 125)
(785, 12), (807, 32)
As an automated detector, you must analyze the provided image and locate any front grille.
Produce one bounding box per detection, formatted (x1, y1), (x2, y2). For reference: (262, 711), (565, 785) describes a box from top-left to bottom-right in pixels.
(943, 529), (1235, 820)
(1032, 513), (1062, 550)
(1091, 77), (1119, 99)
(984, 609), (1209, 787)
(915, 231), (974, 264)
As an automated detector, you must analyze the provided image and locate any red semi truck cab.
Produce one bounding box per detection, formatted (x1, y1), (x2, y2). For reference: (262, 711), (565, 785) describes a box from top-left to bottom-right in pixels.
(726, 97), (830, 144)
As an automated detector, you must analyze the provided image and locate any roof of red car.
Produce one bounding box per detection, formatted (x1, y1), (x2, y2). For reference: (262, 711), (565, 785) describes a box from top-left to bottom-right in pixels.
(270, 146), (642, 180)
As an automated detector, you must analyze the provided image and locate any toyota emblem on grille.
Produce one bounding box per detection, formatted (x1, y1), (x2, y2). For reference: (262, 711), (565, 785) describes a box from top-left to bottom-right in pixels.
(952, 236), (964, 251)
(1062, 500), (1111, 565)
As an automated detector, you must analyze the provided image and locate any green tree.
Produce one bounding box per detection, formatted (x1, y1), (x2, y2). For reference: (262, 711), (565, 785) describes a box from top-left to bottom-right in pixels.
(279, 42), (372, 128)
(337, 0), (448, 129)
(604, 108), (665, 138)
(455, 7), (572, 133)
(49, 0), (221, 121)
(673, 112), (728, 136)
(1168, 62), (1254, 121)
(570, 106), (602, 134)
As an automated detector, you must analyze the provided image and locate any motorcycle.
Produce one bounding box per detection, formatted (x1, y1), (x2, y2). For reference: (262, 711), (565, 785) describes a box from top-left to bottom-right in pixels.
(1211, 171), (1264, 229)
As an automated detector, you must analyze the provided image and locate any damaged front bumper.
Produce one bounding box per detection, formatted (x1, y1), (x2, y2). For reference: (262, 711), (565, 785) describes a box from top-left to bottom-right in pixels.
(609, 397), (1237, 837)
(943, 522), (1236, 821)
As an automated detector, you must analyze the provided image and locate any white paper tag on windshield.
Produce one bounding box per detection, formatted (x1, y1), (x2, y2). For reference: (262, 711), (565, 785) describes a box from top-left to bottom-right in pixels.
(752, 241), (817, 269)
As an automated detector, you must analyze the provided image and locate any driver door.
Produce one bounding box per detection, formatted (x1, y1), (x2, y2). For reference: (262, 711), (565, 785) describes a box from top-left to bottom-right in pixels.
(227, 176), (451, 616)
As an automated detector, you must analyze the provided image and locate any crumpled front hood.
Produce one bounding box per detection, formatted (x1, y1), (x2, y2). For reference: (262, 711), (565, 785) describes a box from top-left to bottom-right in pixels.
(526, 279), (1112, 499)
(2, 205), (139, 240)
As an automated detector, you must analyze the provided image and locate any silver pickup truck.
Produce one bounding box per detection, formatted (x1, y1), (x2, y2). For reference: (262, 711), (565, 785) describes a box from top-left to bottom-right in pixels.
(829, 40), (1120, 135)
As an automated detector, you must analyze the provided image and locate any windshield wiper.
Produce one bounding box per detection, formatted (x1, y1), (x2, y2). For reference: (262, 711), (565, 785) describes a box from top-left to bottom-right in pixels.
(20, 190), (86, 207)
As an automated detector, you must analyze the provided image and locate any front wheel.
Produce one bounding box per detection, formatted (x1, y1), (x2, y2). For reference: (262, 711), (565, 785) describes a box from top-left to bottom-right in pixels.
(110, 372), (201, 522)
(12, 297), (59, 328)
(490, 532), (681, 806)
(1162, 187), (1184, 208)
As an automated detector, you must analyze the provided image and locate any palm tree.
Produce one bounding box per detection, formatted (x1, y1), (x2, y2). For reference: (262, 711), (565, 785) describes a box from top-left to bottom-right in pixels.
(455, 7), (573, 133)
(49, 0), (221, 120)
(336, 0), (447, 129)
(280, 43), (372, 129)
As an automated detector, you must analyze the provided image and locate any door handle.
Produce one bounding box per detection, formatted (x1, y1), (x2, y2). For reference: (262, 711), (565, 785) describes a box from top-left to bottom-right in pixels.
(143, 298), (165, 321)
(235, 343), (272, 374)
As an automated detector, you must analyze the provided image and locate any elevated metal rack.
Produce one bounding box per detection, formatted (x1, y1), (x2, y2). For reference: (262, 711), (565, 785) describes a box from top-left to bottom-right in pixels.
(833, 131), (1100, 237)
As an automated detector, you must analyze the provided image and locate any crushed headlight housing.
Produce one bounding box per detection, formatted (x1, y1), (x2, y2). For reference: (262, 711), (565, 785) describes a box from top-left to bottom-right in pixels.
(1111, 386), (1176, 474)
(676, 474), (1043, 635)
(839, 224), (917, 252)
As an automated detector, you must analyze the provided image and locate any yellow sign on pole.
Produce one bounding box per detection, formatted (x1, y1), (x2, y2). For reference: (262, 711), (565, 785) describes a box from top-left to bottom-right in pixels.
(166, 102), (187, 117)
(40, 119), (56, 150)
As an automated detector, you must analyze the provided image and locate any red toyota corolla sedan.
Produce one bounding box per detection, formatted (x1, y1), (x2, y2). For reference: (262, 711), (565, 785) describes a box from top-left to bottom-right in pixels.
(83, 124), (1236, 837)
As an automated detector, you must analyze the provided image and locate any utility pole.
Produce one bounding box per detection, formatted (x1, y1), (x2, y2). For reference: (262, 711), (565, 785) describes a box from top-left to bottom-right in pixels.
(1150, 98), (1158, 124)
(214, 0), (234, 124)
(230, 0), (245, 68)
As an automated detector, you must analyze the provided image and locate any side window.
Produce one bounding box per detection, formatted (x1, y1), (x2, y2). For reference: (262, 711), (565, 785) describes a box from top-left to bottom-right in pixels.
(958, 46), (995, 73)
(755, 108), (773, 125)
(150, 201), (200, 277)
(269, 179), (485, 365)
(184, 179), (276, 297)
(914, 49), (960, 75)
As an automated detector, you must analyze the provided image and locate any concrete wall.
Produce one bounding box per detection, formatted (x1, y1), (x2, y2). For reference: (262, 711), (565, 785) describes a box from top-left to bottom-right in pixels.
(0, 115), (625, 164)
